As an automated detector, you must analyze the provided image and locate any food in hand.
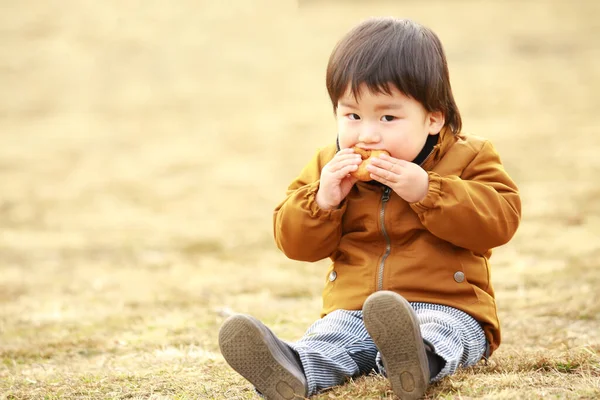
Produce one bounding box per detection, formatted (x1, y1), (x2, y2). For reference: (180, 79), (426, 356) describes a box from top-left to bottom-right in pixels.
(350, 147), (390, 181)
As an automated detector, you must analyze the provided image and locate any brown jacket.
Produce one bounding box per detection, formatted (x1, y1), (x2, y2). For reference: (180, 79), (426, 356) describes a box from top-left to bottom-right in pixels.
(273, 128), (521, 354)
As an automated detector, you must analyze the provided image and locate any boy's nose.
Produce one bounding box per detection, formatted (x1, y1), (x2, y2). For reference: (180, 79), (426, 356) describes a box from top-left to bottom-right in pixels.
(358, 123), (380, 143)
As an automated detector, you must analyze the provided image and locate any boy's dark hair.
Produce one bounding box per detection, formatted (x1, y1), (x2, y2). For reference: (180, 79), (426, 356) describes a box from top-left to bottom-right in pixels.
(326, 17), (462, 134)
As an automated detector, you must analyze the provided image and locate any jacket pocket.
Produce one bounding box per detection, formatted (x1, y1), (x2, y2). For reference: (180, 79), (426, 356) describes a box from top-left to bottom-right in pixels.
(454, 250), (488, 303)
(322, 264), (336, 302)
(386, 244), (480, 305)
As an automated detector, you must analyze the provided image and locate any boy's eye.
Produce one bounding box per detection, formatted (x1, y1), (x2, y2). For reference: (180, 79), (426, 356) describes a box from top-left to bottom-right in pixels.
(381, 115), (395, 122)
(348, 113), (360, 120)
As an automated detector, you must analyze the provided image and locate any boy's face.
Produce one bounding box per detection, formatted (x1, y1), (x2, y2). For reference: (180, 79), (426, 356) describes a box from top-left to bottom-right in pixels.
(336, 84), (444, 162)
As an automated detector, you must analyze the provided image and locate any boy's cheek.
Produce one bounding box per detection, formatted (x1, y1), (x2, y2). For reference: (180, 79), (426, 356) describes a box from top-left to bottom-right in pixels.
(337, 132), (355, 149)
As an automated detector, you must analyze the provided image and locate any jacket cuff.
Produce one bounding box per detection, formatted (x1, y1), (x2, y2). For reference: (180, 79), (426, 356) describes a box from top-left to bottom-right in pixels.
(305, 180), (347, 219)
(410, 172), (442, 213)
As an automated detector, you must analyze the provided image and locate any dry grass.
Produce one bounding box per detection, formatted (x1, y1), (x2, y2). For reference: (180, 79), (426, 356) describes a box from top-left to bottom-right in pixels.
(1, 0), (599, 399)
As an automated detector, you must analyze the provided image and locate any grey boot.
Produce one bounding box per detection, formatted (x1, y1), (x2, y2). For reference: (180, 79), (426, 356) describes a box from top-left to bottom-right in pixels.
(219, 314), (308, 399)
(363, 291), (429, 400)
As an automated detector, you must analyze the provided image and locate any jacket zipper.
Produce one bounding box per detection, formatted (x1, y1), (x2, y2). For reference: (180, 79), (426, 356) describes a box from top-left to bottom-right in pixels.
(377, 186), (392, 291)
(375, 148), (435, 290)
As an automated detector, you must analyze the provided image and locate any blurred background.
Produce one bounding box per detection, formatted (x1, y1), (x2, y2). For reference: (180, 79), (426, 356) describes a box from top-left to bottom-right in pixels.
(1, 0), (599, 397)
(2, 0), (599, 254)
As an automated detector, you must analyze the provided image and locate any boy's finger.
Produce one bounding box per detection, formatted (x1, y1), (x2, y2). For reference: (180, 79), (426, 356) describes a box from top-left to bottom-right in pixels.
(336, 148), (355, 154)
(338, 164), (358, 177)
(334, 154), (362, 164)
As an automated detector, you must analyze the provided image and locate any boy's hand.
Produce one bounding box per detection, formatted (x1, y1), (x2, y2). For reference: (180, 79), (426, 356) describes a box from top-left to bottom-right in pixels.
(366, 153), (429, 203)
(316, 148), (361, 210)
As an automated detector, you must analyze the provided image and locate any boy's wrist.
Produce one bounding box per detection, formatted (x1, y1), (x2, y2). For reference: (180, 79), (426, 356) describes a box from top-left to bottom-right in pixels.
(410, 172), (442, 211)
(315, 190), (337, 210)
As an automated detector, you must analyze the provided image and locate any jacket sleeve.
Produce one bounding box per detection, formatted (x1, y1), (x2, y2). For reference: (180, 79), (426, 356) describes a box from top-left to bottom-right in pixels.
(273, 147), (346, 262)
(410, 140), (521, 254)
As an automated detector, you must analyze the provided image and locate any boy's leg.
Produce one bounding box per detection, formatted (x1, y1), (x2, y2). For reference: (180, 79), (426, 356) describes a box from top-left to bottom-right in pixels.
(410, 302), (486, 381)
(366, 298), (487, 386)
(290, 309), (378, 396)
(363, 291), (429, 400)
(219, 314), (307, 400)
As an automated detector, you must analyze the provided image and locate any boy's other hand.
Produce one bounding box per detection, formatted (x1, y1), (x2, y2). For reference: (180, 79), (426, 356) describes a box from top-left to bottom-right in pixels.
(366, 153), (429, 203)
(316, 148), (361, 210)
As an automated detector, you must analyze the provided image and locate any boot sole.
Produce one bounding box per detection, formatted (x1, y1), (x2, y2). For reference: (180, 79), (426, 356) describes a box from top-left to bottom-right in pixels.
(218, 314), (307, 399)
(363, 291), (429, 400)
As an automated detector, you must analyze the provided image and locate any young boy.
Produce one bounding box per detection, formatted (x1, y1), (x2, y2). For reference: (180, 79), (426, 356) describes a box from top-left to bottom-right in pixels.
(219, 17), (521, 400)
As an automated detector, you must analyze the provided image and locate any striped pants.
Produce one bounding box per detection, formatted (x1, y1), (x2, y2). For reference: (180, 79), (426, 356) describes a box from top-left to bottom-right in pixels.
(286, 303), (487, 397)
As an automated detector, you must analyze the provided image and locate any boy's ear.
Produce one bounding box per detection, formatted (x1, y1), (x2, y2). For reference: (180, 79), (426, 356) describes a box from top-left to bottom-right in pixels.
(428, 110), (445, 135)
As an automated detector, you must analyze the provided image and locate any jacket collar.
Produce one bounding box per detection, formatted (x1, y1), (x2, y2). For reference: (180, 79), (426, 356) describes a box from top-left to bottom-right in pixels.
(420, 126), (455, 171)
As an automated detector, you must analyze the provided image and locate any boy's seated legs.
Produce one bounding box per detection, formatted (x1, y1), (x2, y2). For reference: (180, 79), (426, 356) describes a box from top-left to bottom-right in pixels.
(219, 310), (378, 398)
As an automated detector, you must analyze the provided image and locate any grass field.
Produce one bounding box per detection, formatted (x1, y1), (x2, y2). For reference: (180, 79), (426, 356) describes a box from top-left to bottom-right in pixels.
(1, 0), (599, 398)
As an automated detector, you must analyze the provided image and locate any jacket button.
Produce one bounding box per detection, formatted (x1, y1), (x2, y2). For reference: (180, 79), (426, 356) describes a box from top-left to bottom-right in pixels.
(329, 271), (337, 282)
(454, 271), (465, 283)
